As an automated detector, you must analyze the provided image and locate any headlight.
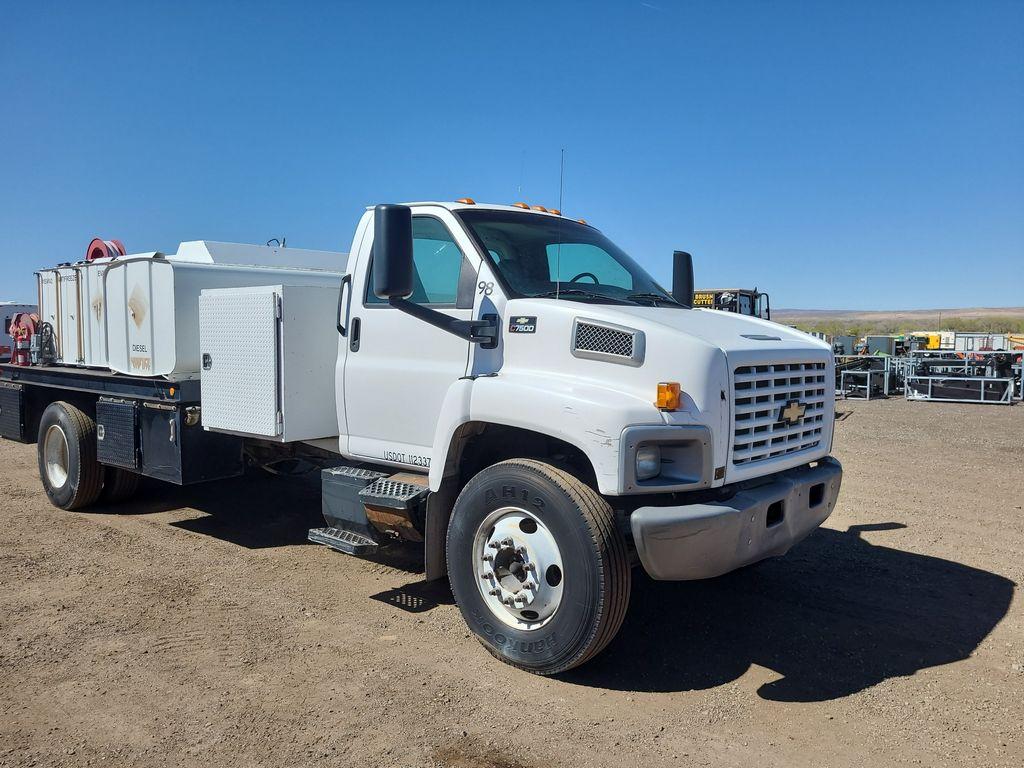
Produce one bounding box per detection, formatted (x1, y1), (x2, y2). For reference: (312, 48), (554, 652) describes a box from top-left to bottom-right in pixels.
(635, 445), (661, 480)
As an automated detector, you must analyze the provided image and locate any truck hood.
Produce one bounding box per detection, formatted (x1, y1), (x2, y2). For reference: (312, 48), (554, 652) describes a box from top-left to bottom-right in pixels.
(490, 298), (835, 490)
(597, 304), (830, 355)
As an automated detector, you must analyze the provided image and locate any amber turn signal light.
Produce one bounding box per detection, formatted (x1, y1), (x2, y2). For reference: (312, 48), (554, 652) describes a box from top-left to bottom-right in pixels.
(655, 382), (681, 411)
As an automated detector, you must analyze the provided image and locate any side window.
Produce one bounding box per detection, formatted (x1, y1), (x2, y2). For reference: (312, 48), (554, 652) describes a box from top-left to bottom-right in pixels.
(367, 217), (471, 306)
(545, 243), (632, 289)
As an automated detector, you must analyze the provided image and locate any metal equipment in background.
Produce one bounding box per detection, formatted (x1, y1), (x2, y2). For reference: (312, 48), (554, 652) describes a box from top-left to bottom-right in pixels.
(693, 288), (771, 320)
(904, 351), (1019, 405)
(835, 355), (894, 400)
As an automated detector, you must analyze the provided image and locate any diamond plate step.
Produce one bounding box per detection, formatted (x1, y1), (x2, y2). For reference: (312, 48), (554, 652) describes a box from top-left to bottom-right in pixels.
(323, 465), (389, 483)
(308, 526), (379, 555)
(358, 475), (430, 511)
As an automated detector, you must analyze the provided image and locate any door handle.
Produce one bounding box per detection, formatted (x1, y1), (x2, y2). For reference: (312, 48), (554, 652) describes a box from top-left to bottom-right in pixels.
(349, 317), (361, 352)
(336, 274), (352, 336)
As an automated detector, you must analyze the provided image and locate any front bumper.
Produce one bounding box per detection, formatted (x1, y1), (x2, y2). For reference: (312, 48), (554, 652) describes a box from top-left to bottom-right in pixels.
(630, 457), (842, 580)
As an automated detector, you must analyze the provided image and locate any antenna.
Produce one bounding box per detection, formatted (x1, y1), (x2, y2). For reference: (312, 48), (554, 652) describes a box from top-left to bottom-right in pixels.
(517, 150), (525, 197)
(555, 148), (565, 300)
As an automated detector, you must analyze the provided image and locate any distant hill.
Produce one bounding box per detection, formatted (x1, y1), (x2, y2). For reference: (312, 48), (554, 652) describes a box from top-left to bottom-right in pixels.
(773, 307), (1024, 335)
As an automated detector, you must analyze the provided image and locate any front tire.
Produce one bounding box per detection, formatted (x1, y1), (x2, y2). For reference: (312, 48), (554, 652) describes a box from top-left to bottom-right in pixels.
(37, 401), (104, 510)
(447, 459), (631, 675)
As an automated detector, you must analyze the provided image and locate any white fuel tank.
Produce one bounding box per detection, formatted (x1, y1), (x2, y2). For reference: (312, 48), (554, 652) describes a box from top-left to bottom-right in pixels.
(103, 256), (343, 377)
(79, 257), (115, 367)
(35, 266), (84, 364)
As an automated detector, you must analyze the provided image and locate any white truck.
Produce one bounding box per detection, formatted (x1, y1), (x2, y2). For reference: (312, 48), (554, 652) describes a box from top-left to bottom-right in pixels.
(0, 201), (842, 674)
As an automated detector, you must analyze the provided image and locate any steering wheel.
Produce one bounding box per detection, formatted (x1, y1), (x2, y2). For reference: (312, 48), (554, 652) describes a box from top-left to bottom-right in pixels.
(569, 271), (600, 284)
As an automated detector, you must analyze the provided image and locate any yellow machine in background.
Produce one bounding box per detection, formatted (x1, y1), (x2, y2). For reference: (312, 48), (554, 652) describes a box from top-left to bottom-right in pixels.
(909, 331), (942, 350)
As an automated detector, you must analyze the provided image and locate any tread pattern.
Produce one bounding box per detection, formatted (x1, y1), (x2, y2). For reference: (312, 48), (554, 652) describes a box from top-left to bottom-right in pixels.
(60, 402), (104, 510)
(450, 458), (631, 675)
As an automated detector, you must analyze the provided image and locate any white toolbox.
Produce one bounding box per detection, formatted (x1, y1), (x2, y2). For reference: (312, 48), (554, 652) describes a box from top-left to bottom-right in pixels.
(198, 284), (342, 442)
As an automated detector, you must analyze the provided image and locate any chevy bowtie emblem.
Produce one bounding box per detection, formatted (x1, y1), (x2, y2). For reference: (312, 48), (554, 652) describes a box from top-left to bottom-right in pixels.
(779, 400), (807, 426)
(516, 317), (530, 324)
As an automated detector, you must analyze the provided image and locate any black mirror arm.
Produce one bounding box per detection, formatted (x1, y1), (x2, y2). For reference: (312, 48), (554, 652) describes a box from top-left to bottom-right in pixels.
(388, 297), (498, 349)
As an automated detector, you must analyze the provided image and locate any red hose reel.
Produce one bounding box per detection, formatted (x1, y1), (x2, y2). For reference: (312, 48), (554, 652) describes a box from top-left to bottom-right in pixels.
(8, 312), (39, 366)
(86, 238), (126, 262)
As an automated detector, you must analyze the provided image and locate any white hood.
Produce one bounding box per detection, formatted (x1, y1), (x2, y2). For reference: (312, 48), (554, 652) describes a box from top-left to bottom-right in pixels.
(599, 305), (829, 355)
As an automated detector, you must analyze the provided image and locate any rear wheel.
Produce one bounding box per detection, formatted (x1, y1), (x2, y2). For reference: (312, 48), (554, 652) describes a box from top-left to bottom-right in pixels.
(37, 402), (103, 510)
(102, 466), (141, 503)
(447, 459), (631, 675)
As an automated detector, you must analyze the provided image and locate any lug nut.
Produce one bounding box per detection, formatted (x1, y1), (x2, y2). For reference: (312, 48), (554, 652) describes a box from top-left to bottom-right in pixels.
(481, 571), (494, 580)
(489, 589), (501, 596)
(501, 537), (513, 547)
(488, 541), (500, 550)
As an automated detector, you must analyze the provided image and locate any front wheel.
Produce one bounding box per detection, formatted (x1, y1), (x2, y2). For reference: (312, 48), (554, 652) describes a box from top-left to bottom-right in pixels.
(447, 459), (631, 675)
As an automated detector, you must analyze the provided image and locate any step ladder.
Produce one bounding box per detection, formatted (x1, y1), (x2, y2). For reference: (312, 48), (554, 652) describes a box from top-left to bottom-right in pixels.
(308, 467), (430, 555)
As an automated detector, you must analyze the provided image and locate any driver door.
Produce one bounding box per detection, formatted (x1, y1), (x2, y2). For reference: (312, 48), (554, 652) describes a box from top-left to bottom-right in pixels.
(343, 212), (478, 469)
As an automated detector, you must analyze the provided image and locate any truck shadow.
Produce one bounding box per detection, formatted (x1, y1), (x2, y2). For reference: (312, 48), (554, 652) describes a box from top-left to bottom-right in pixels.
(116, 471), (427, 574)
(563, 522), (1015, 702)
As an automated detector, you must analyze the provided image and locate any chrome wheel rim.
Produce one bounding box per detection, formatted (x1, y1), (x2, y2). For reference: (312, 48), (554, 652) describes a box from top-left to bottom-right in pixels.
(43, 424), (70, 489)
(473, 506), (564, 631)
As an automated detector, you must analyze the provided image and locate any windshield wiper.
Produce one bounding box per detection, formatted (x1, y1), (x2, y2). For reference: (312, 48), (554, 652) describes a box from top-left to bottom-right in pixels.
(531, 288), (631, 304)
(626, 292), (684, 306)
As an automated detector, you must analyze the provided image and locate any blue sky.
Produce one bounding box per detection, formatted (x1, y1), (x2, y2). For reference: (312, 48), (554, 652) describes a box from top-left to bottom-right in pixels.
(2, 1), (1021, 309)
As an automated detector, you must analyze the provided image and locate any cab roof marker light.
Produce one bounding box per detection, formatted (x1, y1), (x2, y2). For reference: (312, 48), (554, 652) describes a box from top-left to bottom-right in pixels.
(512, 202), (530, 209)
(531, 205), (549, 212)
(577, 218), (587, 225)
(456, 197), (476, 205)
(548, 209), (561, 215)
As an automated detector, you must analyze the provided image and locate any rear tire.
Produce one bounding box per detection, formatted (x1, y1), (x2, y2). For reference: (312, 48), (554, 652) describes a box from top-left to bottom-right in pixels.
(37, 401), (104, 510)
(102, 466), (141, 503)
(447, 459), (631, 675)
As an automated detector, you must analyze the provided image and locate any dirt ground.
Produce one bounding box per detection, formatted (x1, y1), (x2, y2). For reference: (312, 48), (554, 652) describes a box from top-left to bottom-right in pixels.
(1, 398), (1022, 768)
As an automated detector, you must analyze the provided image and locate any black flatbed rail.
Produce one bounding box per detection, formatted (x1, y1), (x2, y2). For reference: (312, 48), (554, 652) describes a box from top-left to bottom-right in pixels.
(0, 363), (199, 402)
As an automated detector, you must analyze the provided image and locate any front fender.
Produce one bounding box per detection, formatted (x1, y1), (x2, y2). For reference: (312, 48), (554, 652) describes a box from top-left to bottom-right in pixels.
(429, 372), (662, 494)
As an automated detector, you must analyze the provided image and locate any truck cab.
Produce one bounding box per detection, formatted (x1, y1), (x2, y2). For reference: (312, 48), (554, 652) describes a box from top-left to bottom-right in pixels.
(325, 201), (840, 670)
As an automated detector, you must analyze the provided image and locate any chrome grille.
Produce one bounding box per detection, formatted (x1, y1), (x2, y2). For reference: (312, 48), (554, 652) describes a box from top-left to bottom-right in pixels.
(732, 361), (827, 465)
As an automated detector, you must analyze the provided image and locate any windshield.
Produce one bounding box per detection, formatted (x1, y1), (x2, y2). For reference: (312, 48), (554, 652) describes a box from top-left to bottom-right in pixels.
(455, 209), (678, 305)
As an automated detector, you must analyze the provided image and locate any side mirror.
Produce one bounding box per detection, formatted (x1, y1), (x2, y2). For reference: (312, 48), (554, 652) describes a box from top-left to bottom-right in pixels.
(373, 204), (414, 299)
(672, 250), (694, 308)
